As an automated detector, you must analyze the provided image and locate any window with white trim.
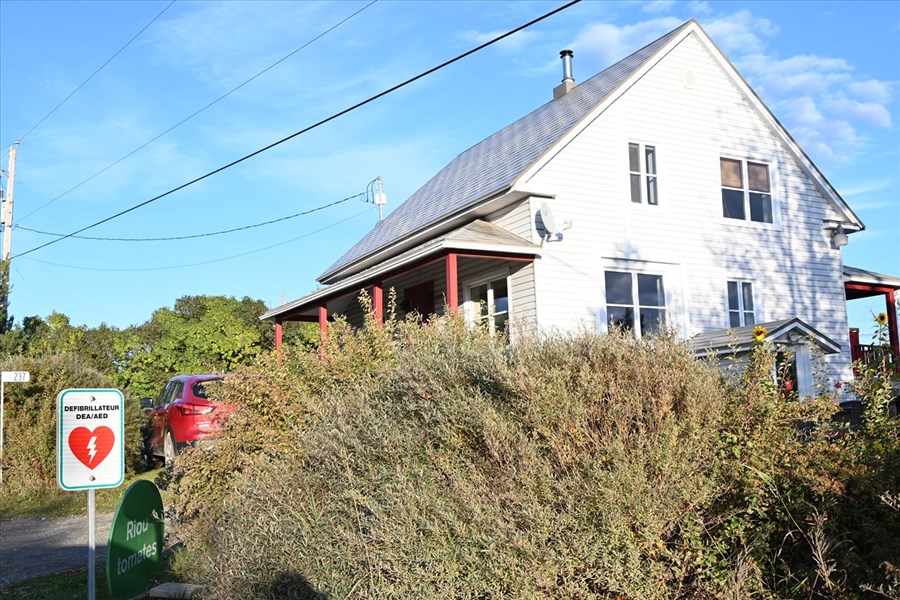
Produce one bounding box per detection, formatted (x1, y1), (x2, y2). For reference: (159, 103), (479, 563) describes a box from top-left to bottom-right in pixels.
(605, 271), (666, 337)
(727, 280), (755, 327)
(720, 157), (773, 223)
(629, 142), (658, 205)
(468, 277), (509, 336)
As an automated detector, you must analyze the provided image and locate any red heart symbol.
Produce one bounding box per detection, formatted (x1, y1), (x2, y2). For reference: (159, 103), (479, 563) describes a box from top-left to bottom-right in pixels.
(68, 426), (115, 470)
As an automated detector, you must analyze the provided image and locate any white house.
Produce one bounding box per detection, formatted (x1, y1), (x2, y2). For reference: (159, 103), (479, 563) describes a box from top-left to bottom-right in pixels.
(261, 20), (899, 396)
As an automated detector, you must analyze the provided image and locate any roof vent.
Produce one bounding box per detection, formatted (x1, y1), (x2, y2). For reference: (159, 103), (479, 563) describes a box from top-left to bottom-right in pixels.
(553, 50), (576, 100)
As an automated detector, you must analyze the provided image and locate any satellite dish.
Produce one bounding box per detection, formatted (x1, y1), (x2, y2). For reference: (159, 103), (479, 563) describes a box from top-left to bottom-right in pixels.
(539, 202), (557, 236)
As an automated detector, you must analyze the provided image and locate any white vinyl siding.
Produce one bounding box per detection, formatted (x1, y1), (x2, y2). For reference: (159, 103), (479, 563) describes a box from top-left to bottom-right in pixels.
(488, 199), (534, 239)
(508, 261), (537, 337)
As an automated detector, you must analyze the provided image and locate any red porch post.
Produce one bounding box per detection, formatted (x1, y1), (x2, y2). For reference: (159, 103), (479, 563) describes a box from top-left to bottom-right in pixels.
(887, 289), (899, 359)
(275, 319), (283, 366)
(373, 281), (383, 326)
(318, 302), (328, 361)
(445, 252), (458, 315)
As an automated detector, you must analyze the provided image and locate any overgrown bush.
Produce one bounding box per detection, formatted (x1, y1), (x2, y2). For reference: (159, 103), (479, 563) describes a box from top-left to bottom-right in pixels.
(169, 314), (899, 599)
(0, 354), (145, 508)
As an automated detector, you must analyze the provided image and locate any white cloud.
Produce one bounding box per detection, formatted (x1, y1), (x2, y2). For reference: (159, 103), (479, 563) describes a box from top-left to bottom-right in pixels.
(703, 10), (777, 54)
(726, 27), (894, 165)
(839, 177), (892, 198)
(641, 1), (677, 15)
(825, 96), (893, 128)
(775, 96), (826, 128)
(458, 29), (542, 53)
(568, 17), (683, 69)
(768, 96), (869, 163)
(792, 120), (867, 163)
(686, 1), (712, 15)
(145, 2), (361, 91)
(741, 55), (852, 96)
(771, 96), (871, 163)
(847, 79), (893, 105)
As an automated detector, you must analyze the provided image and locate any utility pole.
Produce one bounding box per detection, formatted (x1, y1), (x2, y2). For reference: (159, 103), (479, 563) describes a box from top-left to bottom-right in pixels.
(0, 142), (17, 333)
(2, 142), (18, 261)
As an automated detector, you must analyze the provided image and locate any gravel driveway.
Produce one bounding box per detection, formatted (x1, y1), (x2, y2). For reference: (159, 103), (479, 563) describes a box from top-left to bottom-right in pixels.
(0, 512), (114, 586)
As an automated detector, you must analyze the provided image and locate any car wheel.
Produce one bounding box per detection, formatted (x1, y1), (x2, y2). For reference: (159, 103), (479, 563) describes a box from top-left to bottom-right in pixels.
(164, 430), (179, 467)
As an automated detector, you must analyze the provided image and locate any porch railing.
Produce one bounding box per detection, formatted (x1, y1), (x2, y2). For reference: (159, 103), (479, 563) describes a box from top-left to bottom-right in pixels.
(850, 328), (897, 375)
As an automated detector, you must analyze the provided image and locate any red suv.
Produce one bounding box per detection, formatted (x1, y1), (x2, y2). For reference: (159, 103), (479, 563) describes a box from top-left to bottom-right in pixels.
(142, 374), (232, 465)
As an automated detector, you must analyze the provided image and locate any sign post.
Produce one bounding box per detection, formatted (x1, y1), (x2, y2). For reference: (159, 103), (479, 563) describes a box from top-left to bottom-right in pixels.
(57, 388), (125, 600)
(0, 370), (30, 486)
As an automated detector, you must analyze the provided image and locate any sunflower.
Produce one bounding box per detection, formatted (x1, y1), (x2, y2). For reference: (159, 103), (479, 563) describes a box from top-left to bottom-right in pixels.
(753, 325), (768, 342)
(876, 312), (889, 325)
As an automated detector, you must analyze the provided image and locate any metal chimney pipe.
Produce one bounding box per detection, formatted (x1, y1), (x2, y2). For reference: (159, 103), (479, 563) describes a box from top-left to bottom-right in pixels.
(560, 49), (574, 82)
(553, 50), (576, 100)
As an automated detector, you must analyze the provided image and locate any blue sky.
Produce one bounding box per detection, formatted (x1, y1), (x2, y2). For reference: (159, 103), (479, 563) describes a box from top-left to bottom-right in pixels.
(0, 1), (897, 337)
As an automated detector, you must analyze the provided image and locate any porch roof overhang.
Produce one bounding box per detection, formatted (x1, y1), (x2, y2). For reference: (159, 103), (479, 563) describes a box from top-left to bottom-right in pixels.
(844, 265), (900, 300)
(260, 219), (541, 322)
(690, 318), (842, 358)
(319, 188), (552, 285)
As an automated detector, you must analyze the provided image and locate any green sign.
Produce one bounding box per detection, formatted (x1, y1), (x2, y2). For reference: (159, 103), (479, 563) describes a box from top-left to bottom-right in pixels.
(106, 479), (165, 600)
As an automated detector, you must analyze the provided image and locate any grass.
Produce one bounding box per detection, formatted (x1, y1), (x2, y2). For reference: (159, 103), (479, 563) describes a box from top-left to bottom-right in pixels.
(0, 468), (169, 519)
(0, 560), (187, 600)
(0, 567), (110, 600)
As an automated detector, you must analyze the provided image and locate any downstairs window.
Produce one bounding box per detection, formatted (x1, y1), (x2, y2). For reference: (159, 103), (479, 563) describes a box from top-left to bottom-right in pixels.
(605, 271), (666, 337)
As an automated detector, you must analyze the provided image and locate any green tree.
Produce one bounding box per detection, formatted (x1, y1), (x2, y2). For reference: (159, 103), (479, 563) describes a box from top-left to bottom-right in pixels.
(125, 295), (271, 399)
(24, 312), (85, 356)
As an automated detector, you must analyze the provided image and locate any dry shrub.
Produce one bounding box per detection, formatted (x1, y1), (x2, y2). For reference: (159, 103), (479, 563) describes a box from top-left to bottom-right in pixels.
(174, 320), (733, 598)
(171, 316), (899, 599)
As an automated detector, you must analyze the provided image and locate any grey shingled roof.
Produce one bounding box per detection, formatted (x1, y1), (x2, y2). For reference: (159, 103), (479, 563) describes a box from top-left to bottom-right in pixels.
(843, 265), (900, 289)
(690, 319), (793, 353)
(444, 219), (540, 247)
(318, 21), (692, 284)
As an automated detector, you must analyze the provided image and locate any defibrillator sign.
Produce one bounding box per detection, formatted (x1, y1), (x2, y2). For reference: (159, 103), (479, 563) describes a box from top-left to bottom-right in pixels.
(57, 389), (125, 490)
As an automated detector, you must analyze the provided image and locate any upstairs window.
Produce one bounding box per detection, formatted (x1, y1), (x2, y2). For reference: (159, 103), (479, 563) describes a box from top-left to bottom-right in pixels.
(605, 271), (666, 337)
(721, 158), (772, 223)
(629, 142), (658, 205)
(727, 280), (755, 327)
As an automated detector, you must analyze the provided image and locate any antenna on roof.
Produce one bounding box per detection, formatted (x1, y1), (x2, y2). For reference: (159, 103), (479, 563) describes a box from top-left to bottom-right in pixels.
(365, 176), (388, 223)
(374, 176), (387, 222)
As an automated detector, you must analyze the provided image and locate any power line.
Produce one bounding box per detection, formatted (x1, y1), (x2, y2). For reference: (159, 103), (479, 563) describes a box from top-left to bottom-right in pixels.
(19, 207), (375, 272)
(15, 191), (366, 241)
(13, 1), (177, 144)
(16, 0), (379, 223)
(11, 0), (581, 260)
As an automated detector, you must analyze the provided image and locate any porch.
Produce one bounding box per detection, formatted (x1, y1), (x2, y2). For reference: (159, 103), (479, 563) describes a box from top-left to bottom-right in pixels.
(844, 265), (900, 374)
(261, 220), (540, 358)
